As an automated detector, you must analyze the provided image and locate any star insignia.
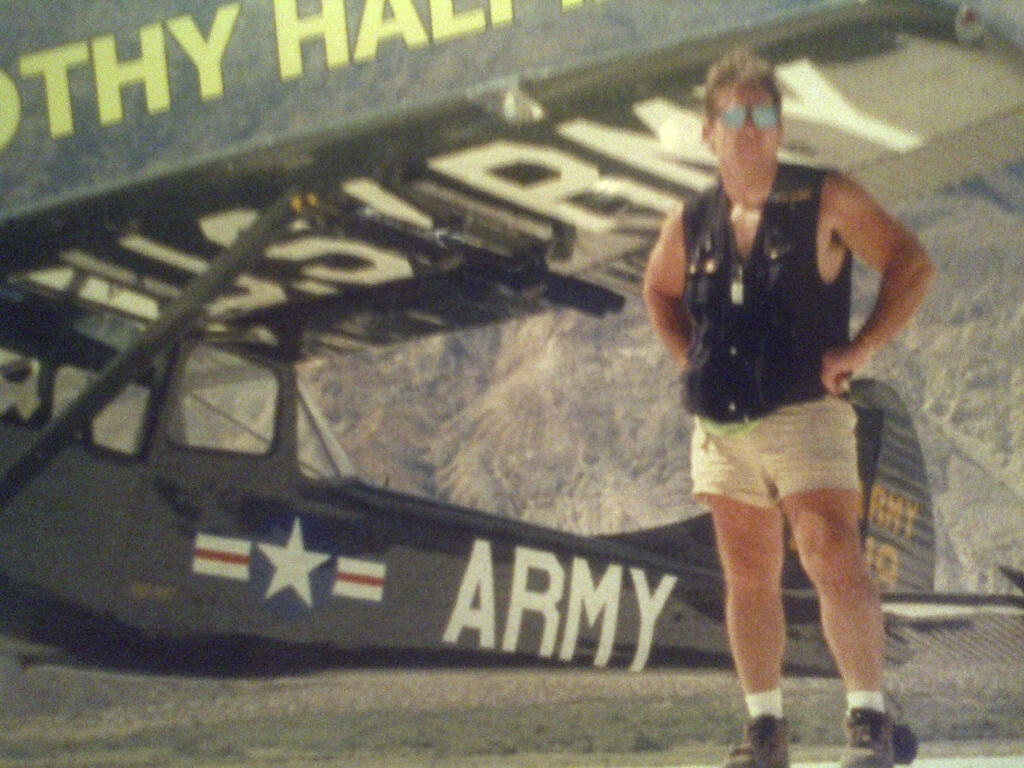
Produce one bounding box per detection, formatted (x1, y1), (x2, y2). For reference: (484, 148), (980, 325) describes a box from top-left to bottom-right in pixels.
(257, 518), (332, 607)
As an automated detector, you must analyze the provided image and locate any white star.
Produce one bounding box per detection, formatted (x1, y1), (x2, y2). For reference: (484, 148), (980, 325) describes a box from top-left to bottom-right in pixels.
(257, 519), (332, 607)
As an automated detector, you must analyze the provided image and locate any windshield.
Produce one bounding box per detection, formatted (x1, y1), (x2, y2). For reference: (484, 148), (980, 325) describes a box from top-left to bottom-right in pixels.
(166, 344), (354, 481)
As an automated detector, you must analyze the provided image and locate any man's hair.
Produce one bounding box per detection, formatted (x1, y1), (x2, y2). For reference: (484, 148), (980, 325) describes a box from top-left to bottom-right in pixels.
(703, 47), (781, 118)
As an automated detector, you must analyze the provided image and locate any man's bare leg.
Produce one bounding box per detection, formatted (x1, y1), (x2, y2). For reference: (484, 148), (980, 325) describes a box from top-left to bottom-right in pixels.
(782, 488), (884, 693)
(707, 494), (787, 695)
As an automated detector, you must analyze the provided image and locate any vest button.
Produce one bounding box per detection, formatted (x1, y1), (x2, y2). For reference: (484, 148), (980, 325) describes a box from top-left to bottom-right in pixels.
(729, 345), (738, 356)
(728, 402), (737, 412)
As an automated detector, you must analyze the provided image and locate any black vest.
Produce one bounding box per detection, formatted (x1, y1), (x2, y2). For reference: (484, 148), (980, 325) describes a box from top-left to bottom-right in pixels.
(680, 164), (851, 422)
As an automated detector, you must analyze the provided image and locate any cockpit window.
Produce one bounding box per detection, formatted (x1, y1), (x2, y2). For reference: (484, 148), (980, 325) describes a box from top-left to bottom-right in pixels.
(53, 365), (150, 456)
(166, 345), (277, 455)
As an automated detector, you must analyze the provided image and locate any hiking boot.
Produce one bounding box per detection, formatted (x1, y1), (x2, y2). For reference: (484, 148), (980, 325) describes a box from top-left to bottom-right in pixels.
(723, 715), (789, 768)
(840, 708), (894, 768)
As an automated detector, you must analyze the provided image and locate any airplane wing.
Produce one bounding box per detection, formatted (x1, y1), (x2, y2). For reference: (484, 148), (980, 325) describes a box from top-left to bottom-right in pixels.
(0, 174), (625, 355)
(3, 0), (1022, 359)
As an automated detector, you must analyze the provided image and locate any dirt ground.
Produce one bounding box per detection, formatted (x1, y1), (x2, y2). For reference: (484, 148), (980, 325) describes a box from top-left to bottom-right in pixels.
(1, 649), (1022, 768)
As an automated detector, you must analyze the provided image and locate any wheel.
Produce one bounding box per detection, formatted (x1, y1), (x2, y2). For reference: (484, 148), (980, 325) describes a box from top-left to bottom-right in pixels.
(893, 723), (918, 764)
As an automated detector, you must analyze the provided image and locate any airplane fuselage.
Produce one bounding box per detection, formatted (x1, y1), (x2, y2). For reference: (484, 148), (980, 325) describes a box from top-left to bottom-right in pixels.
(0, 340), (835, 676)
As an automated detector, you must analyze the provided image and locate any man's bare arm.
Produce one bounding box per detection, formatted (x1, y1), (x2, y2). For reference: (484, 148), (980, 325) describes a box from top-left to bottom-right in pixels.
(643, 206), (692, 369)
(820, 173), (936, 393)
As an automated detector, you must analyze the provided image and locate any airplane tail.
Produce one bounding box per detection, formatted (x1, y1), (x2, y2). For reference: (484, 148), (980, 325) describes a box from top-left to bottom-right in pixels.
(849, 379), (935, 593)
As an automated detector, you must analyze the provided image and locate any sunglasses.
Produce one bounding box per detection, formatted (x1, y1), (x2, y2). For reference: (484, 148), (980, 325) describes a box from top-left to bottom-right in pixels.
(717, 103), (780, 129)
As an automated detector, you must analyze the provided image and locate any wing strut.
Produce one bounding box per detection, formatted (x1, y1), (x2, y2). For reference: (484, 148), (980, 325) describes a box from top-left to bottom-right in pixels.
(0, 190), (299, 506)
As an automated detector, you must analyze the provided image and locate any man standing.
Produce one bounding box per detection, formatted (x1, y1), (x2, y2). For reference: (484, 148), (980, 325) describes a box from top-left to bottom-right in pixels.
(643, 48), (934, 768)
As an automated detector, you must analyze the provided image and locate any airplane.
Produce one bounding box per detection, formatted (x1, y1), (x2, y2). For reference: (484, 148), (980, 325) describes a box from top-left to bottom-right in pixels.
(0, 4), (1021, 758)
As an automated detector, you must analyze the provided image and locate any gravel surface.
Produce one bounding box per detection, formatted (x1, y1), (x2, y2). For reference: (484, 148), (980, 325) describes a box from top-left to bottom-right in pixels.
(2, 652), (1022, 767)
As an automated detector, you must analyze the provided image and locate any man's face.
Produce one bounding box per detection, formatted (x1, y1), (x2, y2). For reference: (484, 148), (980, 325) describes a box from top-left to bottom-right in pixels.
(703, 83), (782, 170)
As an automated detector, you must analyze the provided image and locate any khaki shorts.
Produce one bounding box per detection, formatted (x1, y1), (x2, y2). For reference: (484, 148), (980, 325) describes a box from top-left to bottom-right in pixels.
(691, 396), (860, 508)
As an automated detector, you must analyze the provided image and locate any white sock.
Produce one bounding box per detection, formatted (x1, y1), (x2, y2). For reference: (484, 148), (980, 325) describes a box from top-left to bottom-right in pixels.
(745, 688), (784, 719)
(847, 690), (886, 714)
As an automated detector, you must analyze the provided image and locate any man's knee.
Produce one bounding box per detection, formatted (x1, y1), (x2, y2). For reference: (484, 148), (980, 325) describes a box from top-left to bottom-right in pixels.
(722, 551), (784, 595)
(784, 491), (867, 591)
(709, 496), (785, 591)
(800, 546), (869, 595)
(797, 530), (876, 599)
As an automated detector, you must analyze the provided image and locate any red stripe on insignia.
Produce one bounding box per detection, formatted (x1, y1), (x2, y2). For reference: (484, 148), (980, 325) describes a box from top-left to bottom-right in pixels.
(194, 548), (250, 566)
(337, 571), (384, 587)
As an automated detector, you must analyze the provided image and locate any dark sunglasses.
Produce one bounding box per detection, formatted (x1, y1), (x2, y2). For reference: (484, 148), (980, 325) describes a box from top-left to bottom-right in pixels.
(718, 103), (780, 129)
